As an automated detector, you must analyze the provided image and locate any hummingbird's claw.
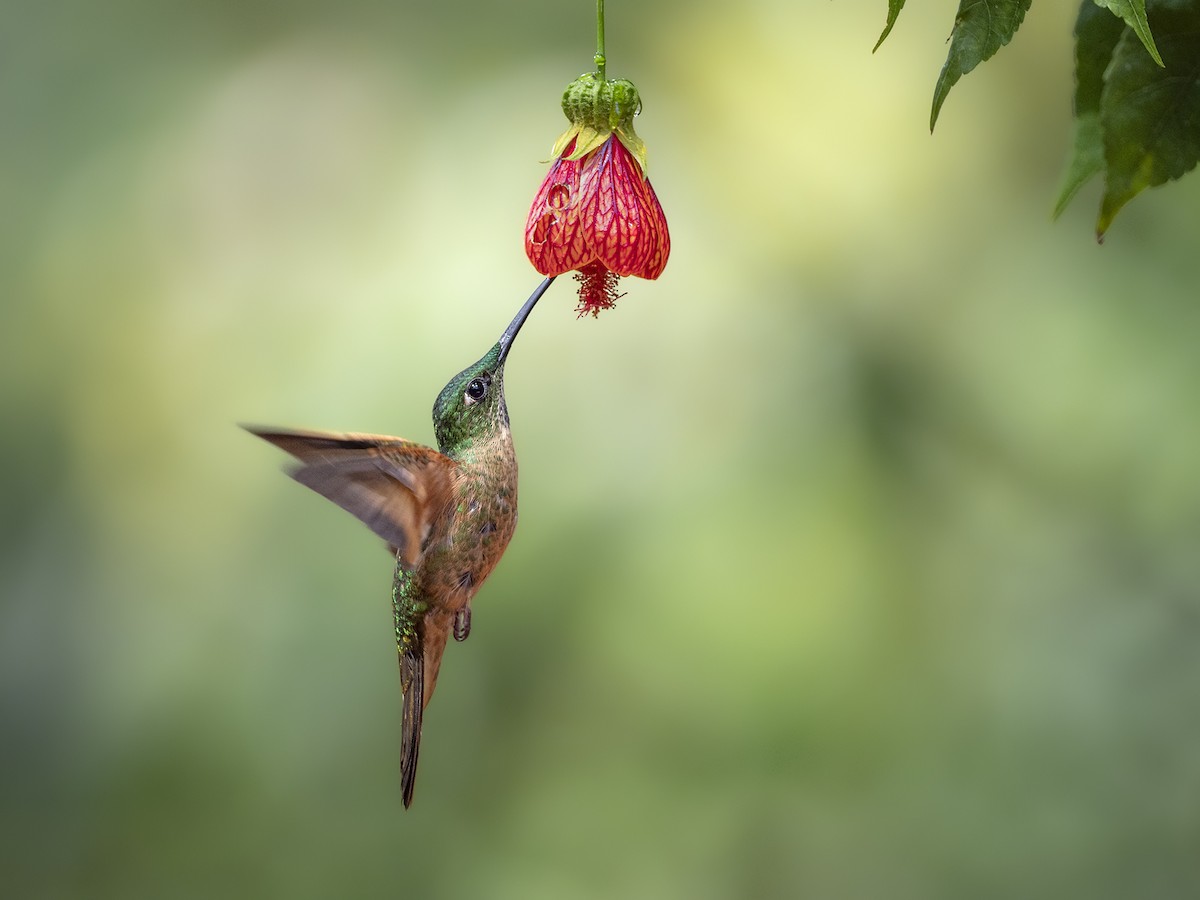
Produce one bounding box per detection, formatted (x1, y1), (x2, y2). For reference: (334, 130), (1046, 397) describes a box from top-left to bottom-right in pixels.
(453, 606), (472, 642)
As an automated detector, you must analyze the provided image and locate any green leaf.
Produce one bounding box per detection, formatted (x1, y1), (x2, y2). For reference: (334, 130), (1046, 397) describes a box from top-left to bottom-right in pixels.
(930, 0), (1033, 131)
(1053, 2), (1126, 218)
(1092, 0), (1165, 66)
(1077, 2), (1129, 114)
(874, 0), (908, 52)
(1097, 6), (1200, 237)
(1055, 115), (1107, 219)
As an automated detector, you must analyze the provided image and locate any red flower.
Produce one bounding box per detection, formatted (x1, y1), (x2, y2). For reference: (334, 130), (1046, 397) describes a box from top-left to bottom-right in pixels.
(524, 75), (670, 317)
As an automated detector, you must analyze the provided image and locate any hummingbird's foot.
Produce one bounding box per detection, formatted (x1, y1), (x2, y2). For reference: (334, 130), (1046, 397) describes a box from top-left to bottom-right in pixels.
(453, 606), (472, 642)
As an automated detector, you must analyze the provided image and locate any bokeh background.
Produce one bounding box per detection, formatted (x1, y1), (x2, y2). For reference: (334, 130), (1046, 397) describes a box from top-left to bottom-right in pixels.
(4, 0), (1200, 897)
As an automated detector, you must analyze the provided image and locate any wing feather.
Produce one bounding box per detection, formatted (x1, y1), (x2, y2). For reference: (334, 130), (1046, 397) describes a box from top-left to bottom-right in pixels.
(244, 425), (457, 568)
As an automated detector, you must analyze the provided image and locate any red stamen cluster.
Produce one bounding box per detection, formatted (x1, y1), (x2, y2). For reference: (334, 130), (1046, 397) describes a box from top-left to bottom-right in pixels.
(574, 261), (624, 317)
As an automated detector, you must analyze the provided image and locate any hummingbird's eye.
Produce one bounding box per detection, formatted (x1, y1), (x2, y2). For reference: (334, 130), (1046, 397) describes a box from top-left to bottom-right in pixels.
(464, 378), (488, 404)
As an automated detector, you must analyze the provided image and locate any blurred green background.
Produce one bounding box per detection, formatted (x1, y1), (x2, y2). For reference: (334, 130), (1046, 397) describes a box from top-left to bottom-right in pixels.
(4, 0), (1200, 897)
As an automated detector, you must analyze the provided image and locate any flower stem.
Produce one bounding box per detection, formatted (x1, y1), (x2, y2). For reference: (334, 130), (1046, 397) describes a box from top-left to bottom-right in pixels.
(595, 0), (606, 80)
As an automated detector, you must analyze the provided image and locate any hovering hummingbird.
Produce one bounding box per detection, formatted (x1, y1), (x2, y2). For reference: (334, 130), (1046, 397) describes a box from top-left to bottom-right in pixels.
(244, 276), (554, 807)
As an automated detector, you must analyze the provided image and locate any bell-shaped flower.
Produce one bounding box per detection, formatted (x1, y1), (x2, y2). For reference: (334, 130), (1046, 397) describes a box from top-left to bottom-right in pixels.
(525, 74), (670, 316)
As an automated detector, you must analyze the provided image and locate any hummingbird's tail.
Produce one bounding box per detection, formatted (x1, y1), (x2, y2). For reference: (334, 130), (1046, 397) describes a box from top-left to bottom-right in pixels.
(399, 640), (423, 809)
(392, 551), (426, 809)
(398, 612), (453, 808)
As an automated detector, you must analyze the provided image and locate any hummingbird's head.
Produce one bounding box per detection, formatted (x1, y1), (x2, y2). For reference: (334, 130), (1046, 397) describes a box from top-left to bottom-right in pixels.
(432, 277), (553, 456)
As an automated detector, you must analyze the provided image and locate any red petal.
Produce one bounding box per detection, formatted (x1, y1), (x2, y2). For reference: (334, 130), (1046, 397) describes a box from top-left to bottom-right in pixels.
(525, 135), (670, 283)
(578, 138), (670, 280)
(524, 144), (596, 275)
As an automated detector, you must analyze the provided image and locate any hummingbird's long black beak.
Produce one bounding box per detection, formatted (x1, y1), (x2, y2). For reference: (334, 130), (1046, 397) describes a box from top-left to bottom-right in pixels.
(497, 276), (555, 365)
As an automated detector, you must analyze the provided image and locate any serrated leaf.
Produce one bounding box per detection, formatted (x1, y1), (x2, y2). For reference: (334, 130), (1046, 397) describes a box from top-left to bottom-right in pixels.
(1097, 8), (1200, 237)
(874, 0), (908, 52)
(1054, 2), (1126, 217)
(1092, 0), (1165, 66)
(930, 0), (1033, 131)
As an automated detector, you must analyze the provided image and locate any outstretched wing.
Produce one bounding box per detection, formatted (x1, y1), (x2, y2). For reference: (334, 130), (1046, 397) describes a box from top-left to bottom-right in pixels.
(244, 426), (457, 568)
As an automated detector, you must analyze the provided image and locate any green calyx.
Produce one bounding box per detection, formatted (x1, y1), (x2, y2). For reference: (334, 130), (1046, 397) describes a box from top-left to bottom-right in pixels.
(552, 72), (648, 173)
(562, 72), (640, 131)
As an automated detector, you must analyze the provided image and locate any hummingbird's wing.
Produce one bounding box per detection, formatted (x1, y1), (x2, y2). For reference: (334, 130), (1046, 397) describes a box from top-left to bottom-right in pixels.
(243, 426), (457, 568)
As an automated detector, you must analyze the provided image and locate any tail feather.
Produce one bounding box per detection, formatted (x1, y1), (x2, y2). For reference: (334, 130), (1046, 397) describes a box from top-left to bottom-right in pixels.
(400, 643), (424, 809)
(399, 613), (453, 807)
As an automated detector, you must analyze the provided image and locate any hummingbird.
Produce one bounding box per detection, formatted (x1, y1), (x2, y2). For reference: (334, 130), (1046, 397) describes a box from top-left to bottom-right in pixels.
(244, 275), (554, 807)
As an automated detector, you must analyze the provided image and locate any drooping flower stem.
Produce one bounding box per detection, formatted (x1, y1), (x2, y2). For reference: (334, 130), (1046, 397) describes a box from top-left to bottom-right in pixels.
(595, 0), (606, 80)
